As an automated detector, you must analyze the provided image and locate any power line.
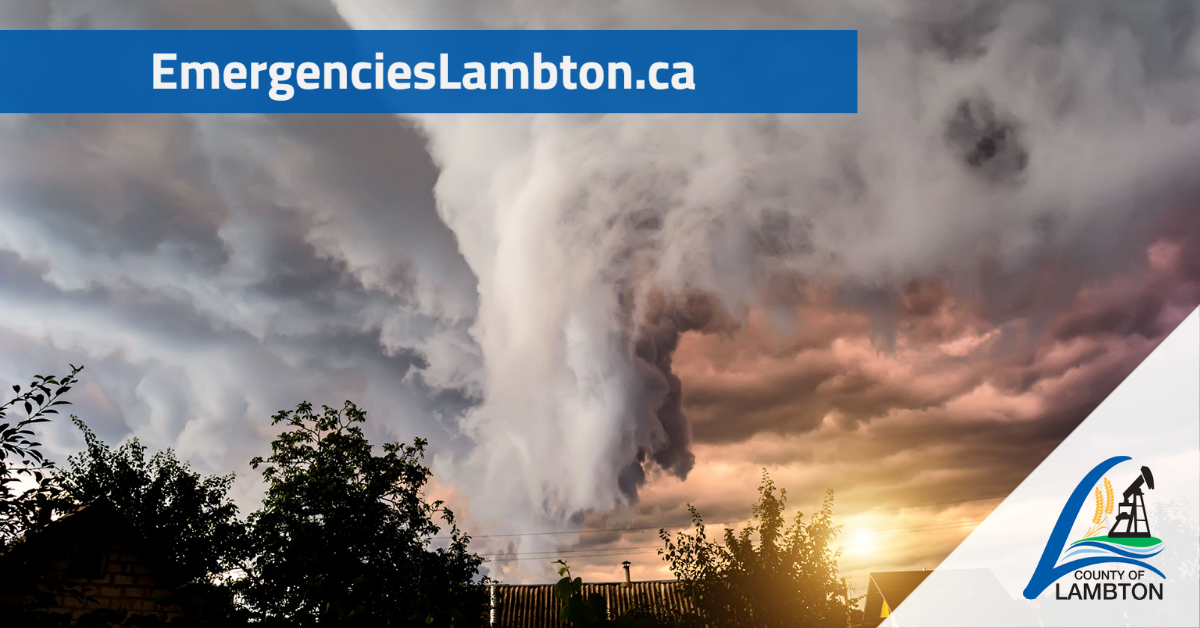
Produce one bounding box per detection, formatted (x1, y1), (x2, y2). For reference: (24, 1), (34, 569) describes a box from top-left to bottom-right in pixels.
(481, 517), (991, 562)
(451, 520), (739, 541)
(842, 495), (1005, 517)
(481, 545), (661, 559)
(867, 518), (987, 535)
(486, 549), (660, 563)
(446, 494), (1005, 540)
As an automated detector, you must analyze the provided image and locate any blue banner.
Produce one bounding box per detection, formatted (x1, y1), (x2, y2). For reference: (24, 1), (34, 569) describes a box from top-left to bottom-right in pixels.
(0, 30), (856, 114)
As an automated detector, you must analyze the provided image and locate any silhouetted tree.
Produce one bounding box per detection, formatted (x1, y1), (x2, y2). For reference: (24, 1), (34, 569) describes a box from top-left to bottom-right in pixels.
(59, 417), (247, 620)
(658, 471), (856, 628)
(1, 366), (82, 546)
(236, 400), (487, 627)
(6, 372), (490, 626)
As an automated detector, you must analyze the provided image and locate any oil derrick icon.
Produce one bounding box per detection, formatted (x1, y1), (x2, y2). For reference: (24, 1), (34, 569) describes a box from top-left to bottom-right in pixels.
(1109, 466), (1154, 538)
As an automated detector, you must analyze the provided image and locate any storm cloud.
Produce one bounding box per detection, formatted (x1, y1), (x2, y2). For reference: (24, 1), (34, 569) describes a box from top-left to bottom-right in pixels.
(0, 107), (482, 491)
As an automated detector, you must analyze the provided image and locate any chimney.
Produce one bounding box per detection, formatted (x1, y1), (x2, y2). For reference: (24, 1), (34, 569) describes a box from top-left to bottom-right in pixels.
(622, 561), (632, 587)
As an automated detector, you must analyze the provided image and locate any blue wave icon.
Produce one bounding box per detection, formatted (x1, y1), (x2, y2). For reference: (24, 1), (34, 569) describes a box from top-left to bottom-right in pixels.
(1063, 536), (1164, 562)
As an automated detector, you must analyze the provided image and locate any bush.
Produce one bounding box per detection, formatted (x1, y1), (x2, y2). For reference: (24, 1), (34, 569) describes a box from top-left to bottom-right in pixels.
(659, 471), (858, 628)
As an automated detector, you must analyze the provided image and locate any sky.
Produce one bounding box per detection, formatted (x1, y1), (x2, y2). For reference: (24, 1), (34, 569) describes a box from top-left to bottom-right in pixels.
(2, 0), (1199, 592)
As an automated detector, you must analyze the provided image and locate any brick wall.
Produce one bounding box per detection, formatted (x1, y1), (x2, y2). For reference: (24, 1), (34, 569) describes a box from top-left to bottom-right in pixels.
(3, 538), (182, 621)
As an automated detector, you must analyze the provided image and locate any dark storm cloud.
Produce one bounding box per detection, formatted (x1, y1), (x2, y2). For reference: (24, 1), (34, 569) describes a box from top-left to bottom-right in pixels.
(683, 240), (1200, 449)
(679, 295), (986, 444)
(0, 115), (225, 262)
(907, 1), (1004, 61)
(0, 0), (482, 485)
(615, 291), (739, 496)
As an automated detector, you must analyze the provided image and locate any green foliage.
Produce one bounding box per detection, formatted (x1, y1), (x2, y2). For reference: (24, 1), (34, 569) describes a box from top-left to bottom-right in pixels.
(236, 401), (487, 627)
(59, 418), (245, 586)
(658, 471), (857, 628)
(552, 561), (609, 627)
(0, 366), (82, 545)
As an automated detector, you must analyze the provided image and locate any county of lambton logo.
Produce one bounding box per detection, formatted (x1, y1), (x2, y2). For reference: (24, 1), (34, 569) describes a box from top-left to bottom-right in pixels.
(1023, 456), (1165, 600)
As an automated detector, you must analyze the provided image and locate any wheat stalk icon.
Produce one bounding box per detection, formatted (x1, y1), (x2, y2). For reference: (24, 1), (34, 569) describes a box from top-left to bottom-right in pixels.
(1083, 477), (1114, 538)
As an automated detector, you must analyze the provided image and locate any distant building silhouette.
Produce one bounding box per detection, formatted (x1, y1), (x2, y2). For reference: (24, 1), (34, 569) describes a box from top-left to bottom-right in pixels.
(0, 499), (183, 621)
